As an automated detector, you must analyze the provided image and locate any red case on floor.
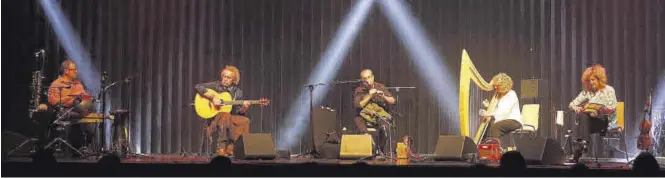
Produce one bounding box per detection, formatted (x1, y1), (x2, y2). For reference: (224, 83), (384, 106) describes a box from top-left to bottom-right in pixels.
(477, 144), (502, 161)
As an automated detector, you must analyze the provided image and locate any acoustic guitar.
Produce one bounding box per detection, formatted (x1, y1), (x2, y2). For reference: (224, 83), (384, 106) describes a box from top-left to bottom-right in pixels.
(194, 89), (269, 119)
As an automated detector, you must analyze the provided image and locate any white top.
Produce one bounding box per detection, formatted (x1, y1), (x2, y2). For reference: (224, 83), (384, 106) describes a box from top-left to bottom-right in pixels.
(568, 85), (618, 129)
(489, 90), (522, 124)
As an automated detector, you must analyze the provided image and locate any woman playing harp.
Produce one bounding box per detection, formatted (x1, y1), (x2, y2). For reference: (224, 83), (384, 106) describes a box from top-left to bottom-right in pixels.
(479, 73), (522, 141)
(458, 50), (521, 144)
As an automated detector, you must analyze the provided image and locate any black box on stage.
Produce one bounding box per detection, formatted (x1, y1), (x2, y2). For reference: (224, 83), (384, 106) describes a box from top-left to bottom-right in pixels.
(520, 79), (548, 99)
(433, 135), (478, 161)
(511, 136), (564, 165)
(233, 133), (276, 160)
(312, 107), (339, 153)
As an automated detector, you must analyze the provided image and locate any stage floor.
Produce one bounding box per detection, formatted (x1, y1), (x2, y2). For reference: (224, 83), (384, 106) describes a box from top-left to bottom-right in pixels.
(3, 153), (634, 168)
(6, 154), (665, 176)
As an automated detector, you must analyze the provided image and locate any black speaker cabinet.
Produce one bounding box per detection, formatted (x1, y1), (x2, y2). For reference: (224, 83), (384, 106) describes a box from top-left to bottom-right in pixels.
(512, 136), (564, 165)
(520, 79), (548, 99)
(233, 133), (276, 160)
(312, 107), (339, 153)
(433, 135), (478, 161)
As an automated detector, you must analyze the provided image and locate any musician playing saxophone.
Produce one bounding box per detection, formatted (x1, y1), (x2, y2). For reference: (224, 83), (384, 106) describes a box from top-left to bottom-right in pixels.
(353, 69), (395, 155)
(194, 65), (251, 156)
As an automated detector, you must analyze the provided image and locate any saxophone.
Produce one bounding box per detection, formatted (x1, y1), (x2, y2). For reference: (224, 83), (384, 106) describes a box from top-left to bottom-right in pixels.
(29, 71), (44, 118)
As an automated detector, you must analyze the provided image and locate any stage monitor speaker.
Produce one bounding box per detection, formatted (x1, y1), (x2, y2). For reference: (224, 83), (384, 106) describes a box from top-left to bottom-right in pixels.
(512, 136), (564, 165)
(233, 133), (276, 160)
(2, 131), (35, 157)
(339, 134), (373, 159)
(320, 142), (340, 159)
(433, 135), (478, 161)
(312, 107), (338, 153)
(520, 79), (548, 99)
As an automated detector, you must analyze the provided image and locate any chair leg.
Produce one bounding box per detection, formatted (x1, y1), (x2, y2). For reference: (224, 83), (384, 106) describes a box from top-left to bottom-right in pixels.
(605, 134), (610, 159)
(621, 130), (629, 163)
(509, 133), (517, 151)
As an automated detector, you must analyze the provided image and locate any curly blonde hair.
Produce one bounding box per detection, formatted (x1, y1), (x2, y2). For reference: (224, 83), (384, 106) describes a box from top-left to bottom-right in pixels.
(221, 65), (241, 85)
(581, 64), (607, 91)
(490, 73), (513, 93)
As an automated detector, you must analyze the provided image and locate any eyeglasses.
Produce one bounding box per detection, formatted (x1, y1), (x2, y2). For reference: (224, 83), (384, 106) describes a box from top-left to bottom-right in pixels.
(66, 68), (77, 71)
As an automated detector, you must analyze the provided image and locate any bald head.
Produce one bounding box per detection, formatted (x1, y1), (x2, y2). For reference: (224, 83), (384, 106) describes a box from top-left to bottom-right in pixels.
(360, 69), (374, 85)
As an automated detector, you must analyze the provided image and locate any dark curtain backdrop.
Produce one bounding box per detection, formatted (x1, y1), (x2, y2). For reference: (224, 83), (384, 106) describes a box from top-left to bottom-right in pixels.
(6, 0), (664, 154)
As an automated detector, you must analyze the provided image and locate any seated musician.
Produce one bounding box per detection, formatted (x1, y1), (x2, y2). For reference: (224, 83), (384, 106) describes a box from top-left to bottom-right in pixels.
(47, 60), (95, 155)
(353, 69), (396, 155)
(479, 73), (522, 140)
(195, 65), (251, 156)
(568, 64), (617, 160)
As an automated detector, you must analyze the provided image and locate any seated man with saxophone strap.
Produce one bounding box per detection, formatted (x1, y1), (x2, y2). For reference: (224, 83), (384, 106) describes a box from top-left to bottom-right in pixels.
(353, 69), (396, 155)
(478, 73), (522, 141)
(568, 64), (617, 162)
(195, 65), (251, 156)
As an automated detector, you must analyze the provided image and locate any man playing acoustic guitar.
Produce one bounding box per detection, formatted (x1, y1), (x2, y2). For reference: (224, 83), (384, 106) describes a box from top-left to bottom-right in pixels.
(195, 65), (251, 156)
(353, 69), (396, 155)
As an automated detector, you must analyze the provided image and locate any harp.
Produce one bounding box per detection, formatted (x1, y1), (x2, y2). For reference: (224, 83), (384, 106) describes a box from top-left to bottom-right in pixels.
(458, 49), (495, 143)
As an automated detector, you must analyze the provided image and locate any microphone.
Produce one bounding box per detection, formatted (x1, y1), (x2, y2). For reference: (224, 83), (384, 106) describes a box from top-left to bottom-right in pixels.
(34, 49), (45, 57)
(102, 71), (108, 82)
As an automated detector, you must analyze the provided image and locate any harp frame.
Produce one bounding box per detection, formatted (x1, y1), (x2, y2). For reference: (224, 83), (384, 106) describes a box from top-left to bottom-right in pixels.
(458, 49), (494, 138)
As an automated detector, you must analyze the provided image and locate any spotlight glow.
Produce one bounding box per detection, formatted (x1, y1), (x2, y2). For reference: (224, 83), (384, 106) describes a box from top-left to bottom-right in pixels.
(277, 0), (375, 149)
(379, 0), (459, 123)
(39, 0), (111, 149)
(39, 0), (101, 90)
(650, 70), (665, 154)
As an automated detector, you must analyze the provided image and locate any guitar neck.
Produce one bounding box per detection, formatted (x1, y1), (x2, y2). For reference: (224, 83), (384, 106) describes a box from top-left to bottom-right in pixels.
(222, 100), (264, 105)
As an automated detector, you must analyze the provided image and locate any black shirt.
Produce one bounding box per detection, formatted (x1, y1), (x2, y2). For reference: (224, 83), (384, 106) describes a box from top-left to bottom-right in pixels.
(195, 81), (245, 116)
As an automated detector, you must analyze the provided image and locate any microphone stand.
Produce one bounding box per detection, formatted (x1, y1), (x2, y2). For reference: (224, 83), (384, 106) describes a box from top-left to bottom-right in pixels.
(98, 74), (136, 157)
(298, 79), (362, 158)
(98, 71), (109, 155)
(383, 86), (415, 160)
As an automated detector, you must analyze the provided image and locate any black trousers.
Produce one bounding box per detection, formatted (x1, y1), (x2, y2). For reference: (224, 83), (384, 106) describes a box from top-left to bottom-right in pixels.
(31, 109), (57, 149)
(572, 113), (609, 158)
(487, 119), (522, 139)
(32, 108), (94, 155)
(354, 116), (388, 155)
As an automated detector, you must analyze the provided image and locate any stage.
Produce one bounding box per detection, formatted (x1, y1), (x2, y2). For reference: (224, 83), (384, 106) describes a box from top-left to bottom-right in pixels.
(3, 154), (658, 176)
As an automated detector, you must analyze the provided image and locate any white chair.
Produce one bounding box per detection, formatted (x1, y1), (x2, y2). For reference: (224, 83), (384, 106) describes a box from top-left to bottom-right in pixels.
(507, 104), (540, 148)
(519, 104), (541, 133)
